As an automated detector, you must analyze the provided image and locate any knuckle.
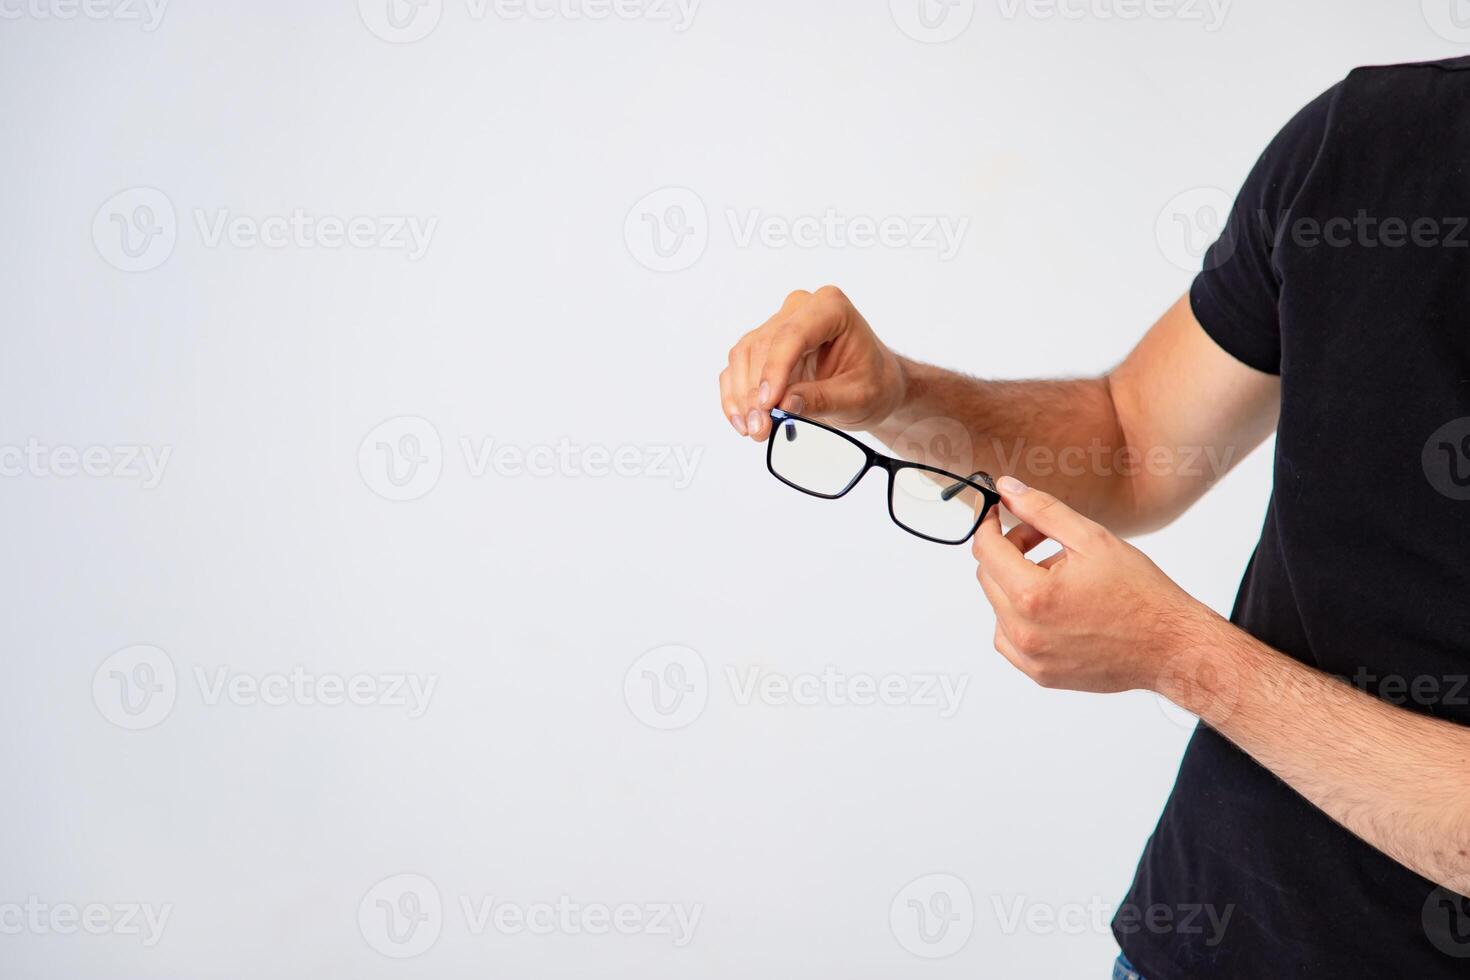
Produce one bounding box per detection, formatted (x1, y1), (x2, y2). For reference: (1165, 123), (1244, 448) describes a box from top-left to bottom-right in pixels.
(1029, 664), (1060, 690)
(1014, 584), (1048, 617)
(814, 284), (847, 304)
(783, 289), (812, 309)
(1008, 624), (1041, 655)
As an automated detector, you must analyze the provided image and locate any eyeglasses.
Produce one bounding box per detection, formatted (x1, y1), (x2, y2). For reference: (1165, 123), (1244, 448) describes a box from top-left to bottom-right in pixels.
(764, 409), (1001, 545)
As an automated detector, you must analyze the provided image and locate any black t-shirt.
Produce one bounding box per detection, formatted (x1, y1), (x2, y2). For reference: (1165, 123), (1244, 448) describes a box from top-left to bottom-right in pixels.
(1113, 58), (1470, 978)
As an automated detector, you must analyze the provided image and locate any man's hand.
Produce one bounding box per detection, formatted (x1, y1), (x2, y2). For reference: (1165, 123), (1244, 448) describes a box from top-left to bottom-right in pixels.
(973, 476), (1470, 897)
(719, 286), (907, 441)
(972, 475), (1215, 694)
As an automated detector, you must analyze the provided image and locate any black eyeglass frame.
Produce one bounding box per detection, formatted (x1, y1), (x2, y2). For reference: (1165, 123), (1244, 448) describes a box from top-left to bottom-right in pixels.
(764, 408), (1002, 545)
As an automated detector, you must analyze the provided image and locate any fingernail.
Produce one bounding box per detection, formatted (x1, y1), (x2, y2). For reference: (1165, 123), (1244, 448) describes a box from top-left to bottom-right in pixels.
(785, 393), (806, 415)
(730, 413), (747, 436)
(758, 381), (771, 407)
(998, 475), (1029, 495)
(747, 409), (762, 434)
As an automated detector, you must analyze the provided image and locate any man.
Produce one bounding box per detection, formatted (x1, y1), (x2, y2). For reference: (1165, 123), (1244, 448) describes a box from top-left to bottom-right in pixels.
(717, 57), (1470, 978)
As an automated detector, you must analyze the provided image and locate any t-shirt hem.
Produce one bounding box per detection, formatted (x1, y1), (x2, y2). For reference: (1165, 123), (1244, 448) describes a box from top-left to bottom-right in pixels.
(1114, 932), (1191, 980)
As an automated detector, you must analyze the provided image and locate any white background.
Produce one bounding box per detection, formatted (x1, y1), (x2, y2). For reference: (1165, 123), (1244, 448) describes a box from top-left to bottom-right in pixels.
(2, 1), (1466, 976)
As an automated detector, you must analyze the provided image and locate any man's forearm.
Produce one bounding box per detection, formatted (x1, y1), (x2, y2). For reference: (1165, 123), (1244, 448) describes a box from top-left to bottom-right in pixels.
(866, 296), (1280, 536)
(1167, 616), (1470, 895)
(871, 356), (1139, 529)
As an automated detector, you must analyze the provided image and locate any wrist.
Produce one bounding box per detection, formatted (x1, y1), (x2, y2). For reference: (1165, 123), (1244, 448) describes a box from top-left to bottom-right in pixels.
(878, 353), (924, 430)
(1150, 604), (1251, 726)
(887, 353), (914, 420)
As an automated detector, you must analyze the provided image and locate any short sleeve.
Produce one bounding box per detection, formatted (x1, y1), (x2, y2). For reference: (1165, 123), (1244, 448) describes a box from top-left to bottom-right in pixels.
(1189, 84), (1339, 376)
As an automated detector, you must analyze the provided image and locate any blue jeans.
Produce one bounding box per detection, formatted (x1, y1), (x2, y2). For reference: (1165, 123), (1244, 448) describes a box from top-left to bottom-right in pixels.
(1113, 954), (1145, 980)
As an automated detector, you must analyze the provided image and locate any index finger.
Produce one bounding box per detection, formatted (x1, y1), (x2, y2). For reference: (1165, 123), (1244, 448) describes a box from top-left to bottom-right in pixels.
(756, 300), (844, 412)
(971, 506), (1043, 596)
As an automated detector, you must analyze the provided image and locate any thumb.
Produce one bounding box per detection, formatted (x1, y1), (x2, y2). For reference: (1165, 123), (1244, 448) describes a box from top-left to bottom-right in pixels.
(994, 476), (1103, 553)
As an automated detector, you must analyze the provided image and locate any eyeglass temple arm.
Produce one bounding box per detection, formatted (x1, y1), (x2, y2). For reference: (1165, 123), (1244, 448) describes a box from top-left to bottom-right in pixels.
(940, 471), (997, 502)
